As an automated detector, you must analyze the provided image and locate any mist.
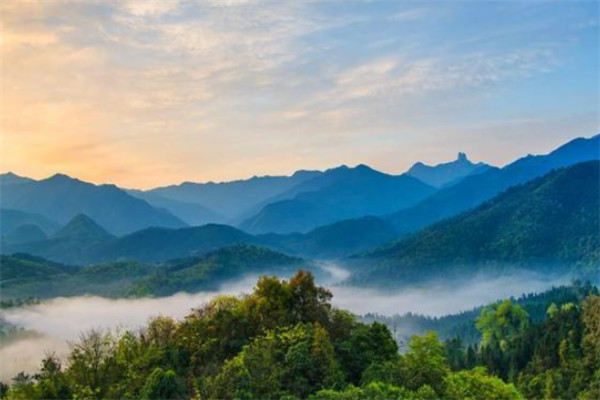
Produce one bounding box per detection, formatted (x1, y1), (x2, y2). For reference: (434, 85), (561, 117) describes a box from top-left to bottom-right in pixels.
(0, 269), (571, 382)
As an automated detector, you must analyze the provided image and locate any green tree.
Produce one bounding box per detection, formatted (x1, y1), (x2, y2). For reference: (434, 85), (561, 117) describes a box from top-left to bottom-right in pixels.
(476, 300), (529, 350)
(402, 331), (449, 395)
(66, 330), (121, 400)
(140, 368), (185, 400)
(444, 367), (523, 400)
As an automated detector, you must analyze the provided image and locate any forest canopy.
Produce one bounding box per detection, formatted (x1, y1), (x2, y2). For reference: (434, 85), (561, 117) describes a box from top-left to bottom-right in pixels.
(2, 271), (599, 400)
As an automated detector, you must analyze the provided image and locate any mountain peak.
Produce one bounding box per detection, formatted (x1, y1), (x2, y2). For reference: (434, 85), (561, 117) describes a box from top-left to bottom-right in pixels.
(47, 173), (75, 182)
(53, 214), (114, 241)
(407, 154), (492, 187)
(1, 172), (34, 185)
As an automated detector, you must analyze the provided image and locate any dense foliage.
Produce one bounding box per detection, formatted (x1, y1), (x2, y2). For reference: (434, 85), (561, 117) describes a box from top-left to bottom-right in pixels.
(4, 271), (598, 400)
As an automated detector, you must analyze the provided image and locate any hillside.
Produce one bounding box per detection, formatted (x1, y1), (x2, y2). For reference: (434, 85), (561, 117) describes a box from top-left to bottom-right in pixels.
(130, 244), (308, 296)
(0, 208), (60, 236)
(240, 165), (435, 234)
(387, 134), (600, 235)
(1, 173), (186, 235)
(2, 224), (48, 246)
(0, 246), (309, 299)
(406, 152), (492, 187)
(4, 214), (116, 265)
(127, 190), (225, 226)
(363, 283), (598, 347)
(261, 216), (398, 259)
(0, 254), (155, 299)
(354, 162), (600, 286)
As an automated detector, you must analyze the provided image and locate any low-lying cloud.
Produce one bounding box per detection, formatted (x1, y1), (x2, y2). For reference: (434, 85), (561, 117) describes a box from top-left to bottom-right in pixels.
(0, 269), (572, 382)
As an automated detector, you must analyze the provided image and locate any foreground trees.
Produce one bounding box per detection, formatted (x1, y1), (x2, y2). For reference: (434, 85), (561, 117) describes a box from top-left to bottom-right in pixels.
(2, 272), (598, 400)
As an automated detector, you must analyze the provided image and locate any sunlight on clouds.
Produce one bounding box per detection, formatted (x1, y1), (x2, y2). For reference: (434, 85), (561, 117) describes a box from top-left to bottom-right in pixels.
(1, 0), (596, 188)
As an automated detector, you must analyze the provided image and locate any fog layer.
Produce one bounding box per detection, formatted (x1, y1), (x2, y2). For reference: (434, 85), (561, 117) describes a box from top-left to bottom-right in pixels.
(0, 269), (570, 382)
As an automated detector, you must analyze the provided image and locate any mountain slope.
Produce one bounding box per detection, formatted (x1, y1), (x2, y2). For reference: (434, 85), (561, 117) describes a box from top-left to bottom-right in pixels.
(3, 224), (48, 245)
(0, 172), (34, 186)
(127, 190), (225, 226)
(406, 152), (492, 187)
(387, 134), (600, 235)
(3, 214), (116, 265)
(0, 246), (310, 299)
(92, 224), (260, 263)
(130, 245), (308, 296)
(53, 214), (114, 241)
(0, 253), (155, 299)
(240, 165), (436, 234)
(0, 208), (60, 236)
(355, 161), (600, 286)
(261, 216), (398, 259)
(148, 170), (322, 220)
(1, 173), (186, 235)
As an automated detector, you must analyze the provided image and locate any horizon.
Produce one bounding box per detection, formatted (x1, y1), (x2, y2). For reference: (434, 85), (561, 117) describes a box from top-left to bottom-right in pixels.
(2, 132), (597, 190)
(2, 0), (598, 189)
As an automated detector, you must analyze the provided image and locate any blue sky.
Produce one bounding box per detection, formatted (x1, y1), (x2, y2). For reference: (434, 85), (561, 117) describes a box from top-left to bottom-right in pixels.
(2, 0), (598, 188)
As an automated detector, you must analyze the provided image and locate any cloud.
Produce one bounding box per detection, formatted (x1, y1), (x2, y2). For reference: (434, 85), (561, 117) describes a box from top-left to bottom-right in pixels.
(1, 0), (596, 187)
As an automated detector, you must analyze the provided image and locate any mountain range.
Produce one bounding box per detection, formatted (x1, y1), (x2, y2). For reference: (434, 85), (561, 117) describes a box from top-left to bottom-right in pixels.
(147, 170), (322, 221)
(386, 134), (600, 235)
(0, 173), (186, 235)
(2, 134), (598, 278)
(240, 164), (436, 234)
(352, 161), (600, 287)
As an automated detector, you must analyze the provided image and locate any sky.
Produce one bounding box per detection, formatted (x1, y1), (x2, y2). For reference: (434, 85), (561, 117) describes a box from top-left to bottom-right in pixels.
(1, 0), (598, 189)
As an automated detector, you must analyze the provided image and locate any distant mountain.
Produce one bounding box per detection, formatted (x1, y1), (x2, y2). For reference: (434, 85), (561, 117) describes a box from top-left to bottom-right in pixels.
(3, 224), (47, 246)
(0, 208), (60, 236)
(5, 220), (263, 265)
(3, 214), (116, 265)
(127, 190), (225, 226)
(354, 162), (600, 287)
(1, 173), (187, 235)
(148, 170), (322, 221)
(406, 152), (493, 187)
(0, 172), (34, 186)
(92, 224), (260, 264)
(240, 165), (436, 234)
(53, 214), (114, 242)
(261, 216), (398, 259)
(387, 134), (600, 235)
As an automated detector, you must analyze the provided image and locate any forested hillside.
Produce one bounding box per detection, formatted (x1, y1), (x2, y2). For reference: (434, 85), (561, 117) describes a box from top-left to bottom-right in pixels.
(355, 162), (600, 286)
(363, 282), (599, 347)
(0, 246), (309, 299)
(2, 271), (598, 400)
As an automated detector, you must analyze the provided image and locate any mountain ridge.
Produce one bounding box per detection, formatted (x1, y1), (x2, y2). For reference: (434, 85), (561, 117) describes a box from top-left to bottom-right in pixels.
(353, 161), (600, 287)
